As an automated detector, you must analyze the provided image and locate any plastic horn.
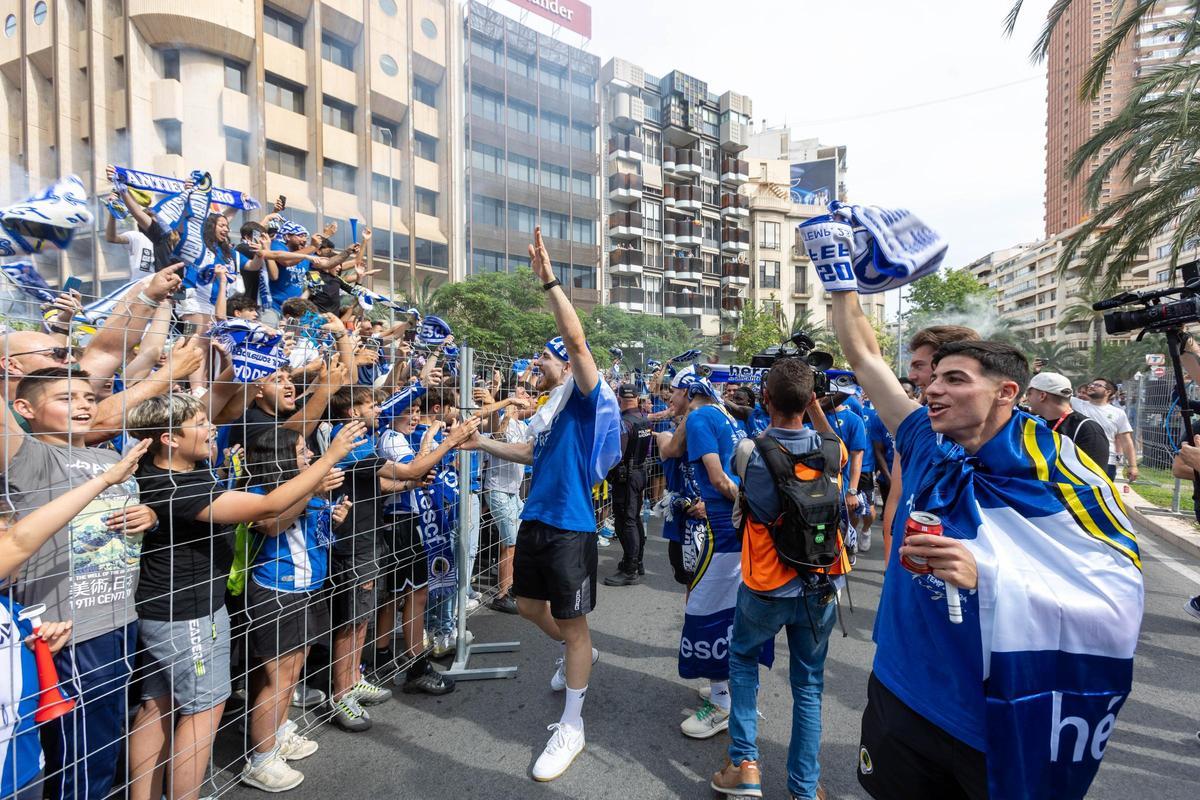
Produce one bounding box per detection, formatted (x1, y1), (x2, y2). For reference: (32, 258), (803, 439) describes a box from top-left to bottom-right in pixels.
(946, 584), (963, 624)
(350, 217), (359, 243)
(16, 603), (76, 722)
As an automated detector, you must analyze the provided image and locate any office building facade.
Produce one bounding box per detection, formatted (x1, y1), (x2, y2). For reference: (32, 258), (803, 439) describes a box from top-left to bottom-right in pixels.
(463, 0), (601, 306)
(0, 0), (461, 295)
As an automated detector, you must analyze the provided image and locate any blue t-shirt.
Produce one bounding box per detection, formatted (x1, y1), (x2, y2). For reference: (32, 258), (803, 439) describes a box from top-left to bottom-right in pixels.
(685, 404), (744, 520)
(408, 425), (459, 509)
(250, 487), (334, 592)
(0, 596), (42, 796)
(267, 240), (308, 311)
(808, 407), (868, 487)
(651, 396), (672, 433)
(856, 406), (878, 474)
(747, 404), (771, 436)
(843, 394), (866, 419)
(873, 407), (986, 750)
(523, 381), (605, 532)
(866, 406), (896, 469)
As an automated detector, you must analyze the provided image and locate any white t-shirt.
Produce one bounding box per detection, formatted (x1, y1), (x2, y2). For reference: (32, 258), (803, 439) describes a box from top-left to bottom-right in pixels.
(484, 415), (528, 495)
(119, 230), (155, 274)
(1070, 397), (1132, 465)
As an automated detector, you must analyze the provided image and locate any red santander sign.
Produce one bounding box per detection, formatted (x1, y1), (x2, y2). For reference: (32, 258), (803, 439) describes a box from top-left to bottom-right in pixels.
(506, 0), (592, 38)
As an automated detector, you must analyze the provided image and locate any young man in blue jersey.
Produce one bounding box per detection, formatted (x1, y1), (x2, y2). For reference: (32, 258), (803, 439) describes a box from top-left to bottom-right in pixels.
(464, 227), (620, 782)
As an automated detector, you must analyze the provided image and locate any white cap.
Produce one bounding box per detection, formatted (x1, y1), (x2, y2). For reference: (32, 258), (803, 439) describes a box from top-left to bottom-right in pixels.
(1028, 371), (1073, 397)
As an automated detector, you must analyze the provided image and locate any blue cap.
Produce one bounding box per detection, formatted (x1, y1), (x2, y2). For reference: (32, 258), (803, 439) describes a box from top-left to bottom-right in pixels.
(547, 336), (570, 362)
(687, 377), (722, 402)
(278, 221), (308, 238)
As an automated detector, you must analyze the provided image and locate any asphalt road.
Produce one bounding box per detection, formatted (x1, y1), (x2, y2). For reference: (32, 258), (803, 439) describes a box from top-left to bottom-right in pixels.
(213, 523), (1200, 800)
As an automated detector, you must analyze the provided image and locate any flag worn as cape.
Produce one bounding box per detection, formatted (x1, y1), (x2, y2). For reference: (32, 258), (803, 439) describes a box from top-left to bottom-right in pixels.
(523, 376), (621, 484)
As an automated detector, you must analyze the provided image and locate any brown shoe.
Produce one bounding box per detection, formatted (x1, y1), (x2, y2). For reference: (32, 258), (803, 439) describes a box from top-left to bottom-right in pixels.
(790, 784), (826, 800)
(710, 758), (763, 798)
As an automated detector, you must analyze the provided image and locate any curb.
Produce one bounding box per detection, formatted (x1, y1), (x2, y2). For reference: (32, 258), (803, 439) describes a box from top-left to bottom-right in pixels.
(1126, 500), (1200, 560)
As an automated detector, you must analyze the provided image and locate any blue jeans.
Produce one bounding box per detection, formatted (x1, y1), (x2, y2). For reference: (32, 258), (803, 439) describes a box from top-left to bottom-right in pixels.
(728, 585), (835, 799)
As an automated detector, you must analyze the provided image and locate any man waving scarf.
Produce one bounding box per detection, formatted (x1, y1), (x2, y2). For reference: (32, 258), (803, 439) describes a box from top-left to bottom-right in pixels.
(810, 209), (1143, 800)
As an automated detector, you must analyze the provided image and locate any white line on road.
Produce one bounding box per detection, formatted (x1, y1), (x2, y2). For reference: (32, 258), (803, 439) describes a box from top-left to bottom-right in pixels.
(1140, 536), (1200, 586)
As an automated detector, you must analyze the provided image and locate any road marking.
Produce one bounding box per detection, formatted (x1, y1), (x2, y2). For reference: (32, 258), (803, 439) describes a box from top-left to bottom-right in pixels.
(1140, 536), (1200, 587)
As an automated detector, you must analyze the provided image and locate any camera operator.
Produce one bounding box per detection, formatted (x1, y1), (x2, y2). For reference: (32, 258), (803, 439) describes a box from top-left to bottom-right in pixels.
(1025, 372), (1109, 468)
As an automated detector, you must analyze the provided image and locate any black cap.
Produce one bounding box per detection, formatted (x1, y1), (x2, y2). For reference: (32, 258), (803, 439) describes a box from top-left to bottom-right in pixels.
(618, 383), (638, 399)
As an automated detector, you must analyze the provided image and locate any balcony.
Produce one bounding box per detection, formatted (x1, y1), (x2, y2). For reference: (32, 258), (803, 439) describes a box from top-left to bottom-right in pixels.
(672, 184), (702, 212)
(662, 182), (676, 209)
(721, 260), (751, 287)
(667, 254), (703, 282)
(720, 193), (748, 219)
(610, 247), (644, 276)
(665, 290), (703, 317)
(721, 158), (749, 185)
(663, 145), (676, 173)
(721, 226), (750, 253)
(607, 134), (644, 163)
(609, 211), (644, 240)
(721, 289), (745, 319)
(610, 285), (644, 313)
(671, 218), (703, 247)
(608, 92), (645, 130)
(608, 172), (644, 203)
(669, 148), (702, 178)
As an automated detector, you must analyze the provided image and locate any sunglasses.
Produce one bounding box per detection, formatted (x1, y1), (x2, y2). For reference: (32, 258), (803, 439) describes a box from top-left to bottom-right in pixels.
(8, 346), (74, 362)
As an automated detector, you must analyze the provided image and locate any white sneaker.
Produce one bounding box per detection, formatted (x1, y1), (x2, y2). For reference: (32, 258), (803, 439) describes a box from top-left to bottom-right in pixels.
(465, 595), (481, 612)
(531, 722), (585, 781)
(241, 753), (304, 792)
(681, 699), (730, 739)
(859, 528), (873, 553)
(432, 632), (457, 658)
(597, 536), (612, 548)
(698, 684), (711, 701)
(277, 720), (318, 761)
(550, 647), (599, 691)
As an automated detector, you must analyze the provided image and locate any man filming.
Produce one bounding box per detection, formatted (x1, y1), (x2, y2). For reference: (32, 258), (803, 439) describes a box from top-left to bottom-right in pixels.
(807, 215), (1144, 800)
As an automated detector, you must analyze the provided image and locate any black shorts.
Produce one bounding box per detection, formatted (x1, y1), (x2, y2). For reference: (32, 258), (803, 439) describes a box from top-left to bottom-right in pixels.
(328, 558), (377, 627)
(876, 471), (892, 506)
(388, 513), (428, 592)
(858, 473), (875, 501)
(858, 673), (988, 800)
(513, 520), (597, 619)
(246, 581), (330, 659)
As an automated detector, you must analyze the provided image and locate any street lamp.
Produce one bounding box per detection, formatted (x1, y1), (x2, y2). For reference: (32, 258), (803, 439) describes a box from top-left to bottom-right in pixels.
(384, 126), (396, 321)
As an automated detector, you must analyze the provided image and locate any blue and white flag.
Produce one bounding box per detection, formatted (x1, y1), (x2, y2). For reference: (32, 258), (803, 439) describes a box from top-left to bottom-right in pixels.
(78, 279), (141, 328)
(151, 170), (214, 274)
(211, 319), (287, 383)
(418, 315), (452, 346)
(901, 410), (1142, 799)
(815, 201), (947, 294)
(0, 175), (93, 257)
(670, 349), (702, 364)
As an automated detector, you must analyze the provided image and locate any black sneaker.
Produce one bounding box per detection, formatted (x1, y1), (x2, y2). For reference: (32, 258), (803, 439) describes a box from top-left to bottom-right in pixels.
(603, 572), (640, 587)
(402, 666), (456, 696)
(637, 561), (646, 576)
(490, 593), (519, 614)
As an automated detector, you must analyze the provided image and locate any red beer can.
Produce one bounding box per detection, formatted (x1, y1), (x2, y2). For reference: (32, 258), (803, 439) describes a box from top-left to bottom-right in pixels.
(901, 511), (943, 574)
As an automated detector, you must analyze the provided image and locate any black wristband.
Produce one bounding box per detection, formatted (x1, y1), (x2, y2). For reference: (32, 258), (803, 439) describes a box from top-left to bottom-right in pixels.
(542, 278), (561, 291)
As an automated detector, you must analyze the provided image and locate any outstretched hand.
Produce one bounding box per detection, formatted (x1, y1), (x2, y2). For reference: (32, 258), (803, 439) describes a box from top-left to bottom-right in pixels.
(528, 226), (555, 284)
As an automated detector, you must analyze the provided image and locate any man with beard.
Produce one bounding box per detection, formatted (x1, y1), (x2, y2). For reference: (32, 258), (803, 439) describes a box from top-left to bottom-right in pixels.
(1070, 377), (1137, 482)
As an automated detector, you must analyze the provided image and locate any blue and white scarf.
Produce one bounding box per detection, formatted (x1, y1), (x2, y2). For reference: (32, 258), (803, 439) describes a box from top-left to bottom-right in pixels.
(823, 200), (947, 294)
(211, 319), (287, 382)
(0, 175), (93, 257)
(110, 165), (259, 211)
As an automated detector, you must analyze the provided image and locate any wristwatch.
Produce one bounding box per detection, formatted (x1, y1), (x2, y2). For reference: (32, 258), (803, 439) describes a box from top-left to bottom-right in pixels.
(542, 278), (561, 291)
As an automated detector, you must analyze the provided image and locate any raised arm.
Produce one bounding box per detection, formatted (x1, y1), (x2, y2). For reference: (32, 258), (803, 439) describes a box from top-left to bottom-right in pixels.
(831, 291), (917, 433)
(461, 428), (535, 465)
(123, 303), (174, 383)
(80, 264), (183, 379)
(85, 338), (205, 443)
(528, 227), (598, 394)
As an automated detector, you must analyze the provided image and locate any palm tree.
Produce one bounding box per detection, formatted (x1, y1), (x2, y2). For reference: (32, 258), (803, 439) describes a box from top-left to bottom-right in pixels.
(1006, 3), (1200, 290)
(1024, 339), (1086, 382)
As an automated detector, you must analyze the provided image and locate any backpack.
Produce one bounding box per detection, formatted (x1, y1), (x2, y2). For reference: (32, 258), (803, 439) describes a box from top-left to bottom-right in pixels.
(750, 433), (844, 571)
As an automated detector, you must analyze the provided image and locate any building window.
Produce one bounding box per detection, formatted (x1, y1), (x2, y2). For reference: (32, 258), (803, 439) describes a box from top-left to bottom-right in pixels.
(571, 170), (594, 196)
(266, 74), (305, 113)
(157, 121), (182, 155)
(569, 73), (594, 100)
(703, 252), (718, 274)
(541, 163), (568, 192)
(758, 221), (780, 249)
(642, 201), (661, 236)
(378, 0), (397, 16)
(264, 5), (303, 47)
(703, 220), (719, 249)
(644, 130), (661, 166)
(568, 264), (596, 289)
(508, 99), (536, 134)
(379, 54), (399, 77)
(705, 286), (720, 313)
(541, 210), (570, 241)
(759, 259), (780, 289)
(324, 160), (356, 193)
(161, 49), (180, 80)
(266, 141), (306, 180)
(470, 142), (504, 175)
(414, 132), (437, 161)
(415, 238), (447, 269)
(472, 249), (507, 273)
(510, 203), (537, 234)
(470, 36), (503, 65)
(3, 14), (15, 37)
(794, 264), (808, 294)
(372, 116), (399, 145)
(414, 77), (438, 107)
(414, 188), (438, 216)
(571, 217), (594, 244)
(322, 96), (355, 132)
(570, 122), (594, 151)
(508, 50), (535, 80)
(471, 86), (504, 122)
(32, 0), (46, 24)
(372, 173), (402, 206)
(321, 32), (354, 69)
(471, 195), (505, 227)
(225, 129), (249, 165)
(539, 63), (566, 91)
(508, 154), (537, 184)
(644, 275), (663, 313)
(224, 59), (247, 93)
(644, 239), (662, 269)
(540, 112), (568, 144)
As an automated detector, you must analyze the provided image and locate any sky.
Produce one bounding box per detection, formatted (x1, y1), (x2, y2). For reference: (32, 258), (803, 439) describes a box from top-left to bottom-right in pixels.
(519, 0), (1056, 271)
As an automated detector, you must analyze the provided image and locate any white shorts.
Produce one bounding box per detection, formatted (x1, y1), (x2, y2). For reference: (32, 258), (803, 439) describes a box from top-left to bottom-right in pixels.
(179, 288), (217, 318)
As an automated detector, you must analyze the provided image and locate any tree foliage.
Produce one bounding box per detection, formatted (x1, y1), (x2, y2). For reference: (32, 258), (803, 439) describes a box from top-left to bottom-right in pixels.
(580, 305), (696, 367)
(903, 268), (994, 321)
(430, 268), (556, 355)
(733, 300), (787, 364)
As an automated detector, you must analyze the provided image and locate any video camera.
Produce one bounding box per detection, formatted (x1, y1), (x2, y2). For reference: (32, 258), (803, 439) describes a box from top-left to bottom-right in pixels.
(1096, 260), (1200, 335)
(749, 332), (833, 397)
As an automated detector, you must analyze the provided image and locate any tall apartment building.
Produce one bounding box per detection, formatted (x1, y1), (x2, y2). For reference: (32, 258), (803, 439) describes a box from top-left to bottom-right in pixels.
(0, 0), (461, 295)
(745, 123), (848, 205)
(463, 1), (601, 306)
(600, 58), (752, 339)
(742, 159), (885, 334)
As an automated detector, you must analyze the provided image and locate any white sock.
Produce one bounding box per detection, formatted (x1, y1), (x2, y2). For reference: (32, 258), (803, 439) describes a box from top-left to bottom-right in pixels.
(709, 680), (731, 711)
(560, 684), (587, 730)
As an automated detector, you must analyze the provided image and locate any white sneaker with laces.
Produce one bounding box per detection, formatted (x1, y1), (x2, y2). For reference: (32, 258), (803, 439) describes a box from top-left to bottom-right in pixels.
(241, 753), (304, 792)
(859, 528), (873, 553)
(531, 722), (585, 781)
(681, 699), (730, 739)
(277, 720), (319, 761)
(550, 647), (599, 691)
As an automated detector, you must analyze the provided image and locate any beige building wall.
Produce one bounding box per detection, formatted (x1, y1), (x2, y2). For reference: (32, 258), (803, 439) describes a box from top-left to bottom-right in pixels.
(0, 0), (461, 294)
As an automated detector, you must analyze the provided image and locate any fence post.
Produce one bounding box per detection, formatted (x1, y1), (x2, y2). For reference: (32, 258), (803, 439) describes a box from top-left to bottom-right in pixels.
(444, 343), (520, 681)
